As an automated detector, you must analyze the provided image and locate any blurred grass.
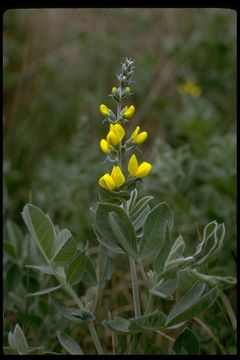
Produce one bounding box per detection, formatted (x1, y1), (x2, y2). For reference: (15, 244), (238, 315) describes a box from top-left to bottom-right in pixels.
(3, 8), (236, 354)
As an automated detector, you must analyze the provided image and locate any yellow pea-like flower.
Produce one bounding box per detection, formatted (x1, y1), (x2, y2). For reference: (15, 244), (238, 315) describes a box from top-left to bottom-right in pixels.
(131, 126), (148, 144)
(112, 87), (117, 94)
(123, 105), (135, 119)
(106, 123), (125, 146)
(99, 166), (125, 191)
(111, 166), (125, 188)
(100, 139), (111, 153)
(128, 154), (152, 178)
(125, 86), (131, 93)
(100, 104), (111, 116)
(99, 173), (116, 190)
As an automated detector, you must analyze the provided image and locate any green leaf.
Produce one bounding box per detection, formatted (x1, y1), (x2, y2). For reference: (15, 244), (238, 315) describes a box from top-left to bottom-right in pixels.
(98, 186), (130, 203)
(4, 242), (16, 259)
(154, 224), (173, 274)
(6, 220), (23, 256)
(49, 293), (95, 323)
(129, 310), (167, 333)
(25, 264), (54, 275)
(13, 324), (29, 354)
(53, 229), (77, 266)
(3, 347), (19, 355)
(102, 316), (130, 333)
(150, 279), (177, 300)
(166, 283), (218, 327)
(94, 203), (125, 254)
(57, 331), (84, 355)
(26, 284), (62, 297)
(66, 251), (87, 286)
(8, 332), (15, 348)
(98, 245), (113, 288)
(140, 202), (174, 260)
(27, 346), (45, 355)
(173, 328), (200, 355)
(21, 204), (56, 261)
(190, 269), (237, 289)
(132, 205), (150, 232)
(108, 211), (138, 260)
(94, 202), (136, 255)
(81, 254), (97, 287)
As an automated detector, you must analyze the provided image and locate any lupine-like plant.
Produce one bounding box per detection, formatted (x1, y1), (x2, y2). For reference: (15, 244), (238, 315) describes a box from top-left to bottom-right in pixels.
(4, 58), (236, 355)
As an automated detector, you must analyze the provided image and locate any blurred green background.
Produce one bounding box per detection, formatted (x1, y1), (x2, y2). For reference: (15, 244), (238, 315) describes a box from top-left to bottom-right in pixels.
(3, 8), (236, 354)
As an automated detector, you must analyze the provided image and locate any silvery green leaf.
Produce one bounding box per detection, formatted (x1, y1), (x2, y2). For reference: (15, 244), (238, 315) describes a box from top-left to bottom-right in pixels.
(53, 229), (77, 266)
(26, 346), (45, 355)
(154, 224), (173, 274)
(8, 332), (15, 348)
(190, 269), (236, 289)
(57, 331), (84, 355)
(49, 293), (94, 324)
(166, 283), (218, 327)
(140, 202), (174, 260)
(108, 211), (138, 260)
(98, 245), (113, 288)
(21, 204), (56, 262)
(81, 255), (97, 287)
(13, 324), (29, 354)
(129, 310), (167, 333)
(150, 279), (177, 300)
(172, 328), (200, 355)
(71, 309), (95, 321)
(166, 235), (185, 263)
(132, 205), (150, 232)
(165, 256), (194, 272)
(65, 251), (87, 286)
(130, 196), (153, 221)
(94, 203), (126, 254)
(26, 284), (62, 297)
(128, 189), (138, 212)
(102, 316), (130, 333)
(25, 264), (54, 275)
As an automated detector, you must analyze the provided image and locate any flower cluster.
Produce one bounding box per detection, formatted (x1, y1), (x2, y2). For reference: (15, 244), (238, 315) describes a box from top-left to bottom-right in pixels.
(98, 58), (152, 192)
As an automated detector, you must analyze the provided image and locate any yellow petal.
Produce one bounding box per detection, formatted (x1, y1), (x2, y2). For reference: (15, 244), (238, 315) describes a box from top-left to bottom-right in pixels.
(135, 162), (152, 178)
(107, 130), (119, 146)
(100, 139), (110, 153)
(128, 154), (138, 177)
(124, 105), (135, 119)
(134, 131), (148, 144)
(99, 104), (110, 116)
(131, 126), (140, 140)
(99, 173), (116, 190)
(112, 123), (125, 142)
(112, 87), (117, 93)
(111, 166), (125, 188)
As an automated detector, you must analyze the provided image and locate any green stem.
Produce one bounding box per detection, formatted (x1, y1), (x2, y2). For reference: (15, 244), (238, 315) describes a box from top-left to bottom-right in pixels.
(128, 294), (155, 355)
(138, 258), (152, 289)
(64, 284), (104, 355)
(129, 257), (141, 317)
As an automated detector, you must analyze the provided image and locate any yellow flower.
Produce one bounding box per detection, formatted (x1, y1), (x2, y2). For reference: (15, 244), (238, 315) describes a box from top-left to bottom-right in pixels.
(106, 123), (125, 146)
(123, 105), (135, 119)
(177, 81), (202, 97)
(128, 154), (152, 178)
(131, 126), (148, 144)
(100, 139), (111, 153)
(112, 87), (117, 94)
(99, 104), (111, 116)
(99, 166), (125, 190)
(125, 86), (131, 93)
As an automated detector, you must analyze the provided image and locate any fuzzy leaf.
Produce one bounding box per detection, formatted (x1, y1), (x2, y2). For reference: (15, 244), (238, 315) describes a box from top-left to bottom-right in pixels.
(57, 331), (84, 355)
(140, 202), (174, 260)
(21, 204), (56, 261)
(173, 328), (200, 355)
(98, 245), (113, 288)
(13, 324), (29, 354)
(53, 229), (77, 266)
(25, 264), (54, 275)
(26, 284), (62, 297)
(102, 316), (130, 333)
(66, 251), (87, 286)
(154, 224), (173, 274)
(129, 310), (167, 333)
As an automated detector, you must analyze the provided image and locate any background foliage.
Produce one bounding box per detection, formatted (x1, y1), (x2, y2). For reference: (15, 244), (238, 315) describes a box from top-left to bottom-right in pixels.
(3, 8), (236, 354)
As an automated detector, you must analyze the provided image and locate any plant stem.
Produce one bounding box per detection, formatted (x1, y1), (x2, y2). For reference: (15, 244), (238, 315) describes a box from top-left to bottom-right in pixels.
(127, 294), (155, 355)
(129, 256), (141, 318)
(64, 284), (104, 355)
(137, 258), (152, 289)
